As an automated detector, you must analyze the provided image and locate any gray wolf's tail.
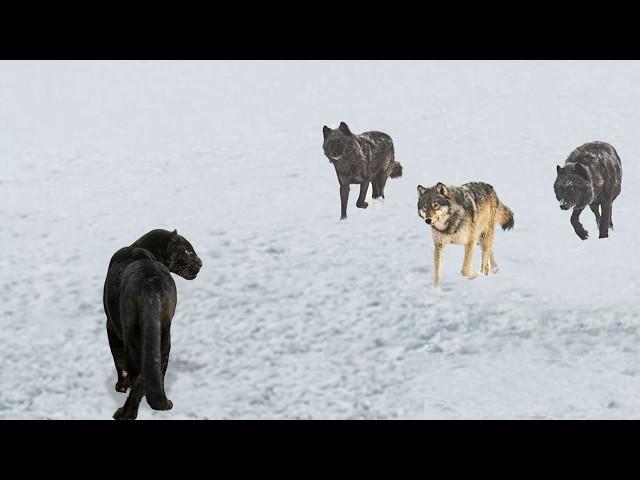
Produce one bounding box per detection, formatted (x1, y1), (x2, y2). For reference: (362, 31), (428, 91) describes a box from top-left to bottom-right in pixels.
(498, 201), (514, 231)
(390, 161), (403, 178)
(139, 282), (168, 410)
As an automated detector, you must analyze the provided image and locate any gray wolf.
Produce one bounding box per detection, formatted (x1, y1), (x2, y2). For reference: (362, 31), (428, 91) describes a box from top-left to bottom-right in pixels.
(554, 141), (622, 240)
(417, 182), (514, 287)
(322, 122), (403, 220)
(103, 229), (202, 420)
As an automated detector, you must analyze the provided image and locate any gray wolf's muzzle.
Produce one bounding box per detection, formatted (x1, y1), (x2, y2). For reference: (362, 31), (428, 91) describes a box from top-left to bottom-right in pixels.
(425, 218), (432, 225)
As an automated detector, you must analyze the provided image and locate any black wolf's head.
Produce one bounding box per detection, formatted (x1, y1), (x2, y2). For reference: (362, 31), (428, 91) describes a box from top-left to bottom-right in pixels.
(417, 183), (452, 227)
(554, 164), (592, 210)
(322, 122), (357, 162)
(166, 229), (203, 280)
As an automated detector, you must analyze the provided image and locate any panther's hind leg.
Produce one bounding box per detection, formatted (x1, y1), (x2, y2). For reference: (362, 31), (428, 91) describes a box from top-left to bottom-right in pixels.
(159, 330), (173, 411)
(113, 375), (144, 420)
(107, 321), (130, 393)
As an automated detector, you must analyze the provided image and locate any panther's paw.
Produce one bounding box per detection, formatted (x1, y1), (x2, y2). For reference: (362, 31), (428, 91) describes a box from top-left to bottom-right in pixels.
(113, 407), (137, 421)
(115, 371), (131, 393)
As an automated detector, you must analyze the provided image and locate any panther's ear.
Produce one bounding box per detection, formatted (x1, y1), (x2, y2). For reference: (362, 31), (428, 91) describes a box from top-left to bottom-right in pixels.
(574, 163), (589, 180)
(417, 185), (427, 197)
(323, 125), (331, 139)
(338, 122), (352, 136)
(435, 182), (450, 198)
(557, 165), (564, 175)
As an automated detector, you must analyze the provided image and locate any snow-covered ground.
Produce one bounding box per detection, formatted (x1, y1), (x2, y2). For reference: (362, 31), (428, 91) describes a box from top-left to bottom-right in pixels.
(1, 60), (639, 419)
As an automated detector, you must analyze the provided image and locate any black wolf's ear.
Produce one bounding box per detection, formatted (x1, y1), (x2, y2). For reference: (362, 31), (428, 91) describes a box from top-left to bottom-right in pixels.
(338, 122), (352, 136)
(435, 182), (450, 198)
(323, 125), (331, 139)
(557, 165), (564, 175)
(170, 229), (179, 242)
(417, 185), (427, 197)
(574, 163), (589, 180)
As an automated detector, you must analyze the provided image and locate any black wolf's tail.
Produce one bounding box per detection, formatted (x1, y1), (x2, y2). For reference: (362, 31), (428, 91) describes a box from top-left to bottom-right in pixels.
(139, 282), (167, 410)
(390, 161), (403, 178)
(498, 201), (514, 231)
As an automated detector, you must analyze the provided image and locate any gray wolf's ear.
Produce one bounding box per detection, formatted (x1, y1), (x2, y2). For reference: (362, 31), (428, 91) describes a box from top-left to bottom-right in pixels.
(417, 185), (427, 197)
(435, 182), (450, 198)
(338, 122), (352, 136)
(557, 165), (564, 175)
(574, 163), (589, 180)
(323, 125), (331, 139)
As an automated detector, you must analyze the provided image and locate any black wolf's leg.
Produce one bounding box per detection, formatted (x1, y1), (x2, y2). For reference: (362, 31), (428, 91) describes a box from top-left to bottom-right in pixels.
(570, 207), (588, 240)
(599, 201), (612, 238)
(355, 181), (368, 209)
(376, 173), (388, 199)
(107, 321), (130, 393)
(589, 203), (600, 227)
(339, 180), (349, 220)
(371, 178), (381, 199)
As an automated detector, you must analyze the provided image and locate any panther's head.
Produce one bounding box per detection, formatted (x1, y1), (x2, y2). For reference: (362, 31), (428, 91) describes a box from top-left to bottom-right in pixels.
(166, 229), (203, 280)
(322, 122), (357, 162)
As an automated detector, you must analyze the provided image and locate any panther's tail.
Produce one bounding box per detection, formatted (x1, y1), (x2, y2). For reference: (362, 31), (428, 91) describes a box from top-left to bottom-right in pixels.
(497, 201), (514, 231)
(139, 281), (171, 411)
(390, 161), (403, 178)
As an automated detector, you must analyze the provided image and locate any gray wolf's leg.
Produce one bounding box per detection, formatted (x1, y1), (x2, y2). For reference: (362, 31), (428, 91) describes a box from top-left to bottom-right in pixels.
(433, 243), (443, 287)
(461, 235), (478, 279)
(480, 228), (495, 276)
(570, 207), (588, 240)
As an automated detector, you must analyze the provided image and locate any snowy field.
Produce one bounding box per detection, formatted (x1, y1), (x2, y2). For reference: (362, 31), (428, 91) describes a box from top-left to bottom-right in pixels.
(1, 60), (639, 419)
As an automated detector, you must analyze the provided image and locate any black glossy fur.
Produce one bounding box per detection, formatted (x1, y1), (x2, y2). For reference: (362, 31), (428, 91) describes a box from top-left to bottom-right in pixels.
(322, 122), (403, 220)
(554, 141), (622, 240)
(103, 229), (202, 420)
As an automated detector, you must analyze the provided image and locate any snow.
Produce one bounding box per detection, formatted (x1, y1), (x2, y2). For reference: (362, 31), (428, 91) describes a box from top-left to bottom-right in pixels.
(1, 60), (639, 419)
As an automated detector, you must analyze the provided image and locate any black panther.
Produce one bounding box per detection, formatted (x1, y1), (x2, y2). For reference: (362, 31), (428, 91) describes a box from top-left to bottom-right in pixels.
(554, 142), (622, 240)
(103, 229), (202, 420)
(322, 122), (403, 220)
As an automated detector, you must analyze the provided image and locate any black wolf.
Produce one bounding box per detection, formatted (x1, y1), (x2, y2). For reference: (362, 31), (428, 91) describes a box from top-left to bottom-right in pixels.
(554, 141), (622, 240)
(103, 229), (202, 420)
(322, 122), (403, 220)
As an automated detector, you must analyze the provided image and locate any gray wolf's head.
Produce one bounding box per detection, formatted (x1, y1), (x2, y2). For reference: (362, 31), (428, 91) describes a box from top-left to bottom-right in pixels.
(322, 122), (357, 162)
(417, 183), (451, 227)
(166, 229), (203, 280)
(554, 164), (591, 210)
